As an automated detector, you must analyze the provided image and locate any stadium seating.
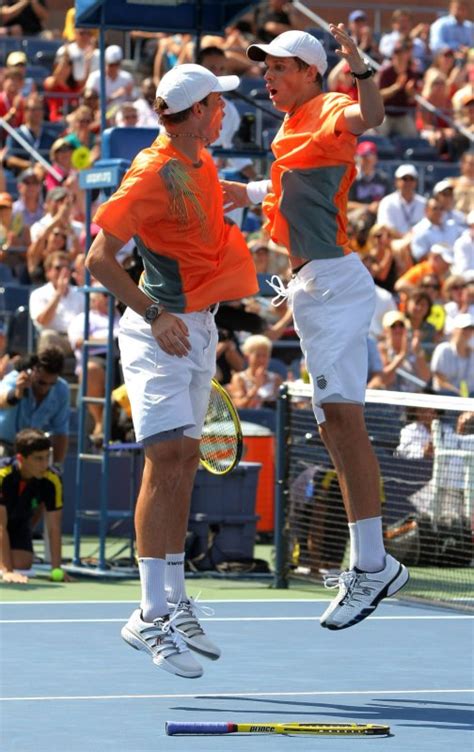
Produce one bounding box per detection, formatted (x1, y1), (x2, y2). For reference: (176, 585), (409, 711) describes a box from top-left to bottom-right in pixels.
(101, 127), (159, 162)
(358, 134), (397, 159)
(392, 136), (439, 162)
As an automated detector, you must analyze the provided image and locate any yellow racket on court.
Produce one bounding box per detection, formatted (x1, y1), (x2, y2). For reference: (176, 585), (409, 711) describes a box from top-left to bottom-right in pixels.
(199, 379), (243, 475)
(166, 721), (390, 736)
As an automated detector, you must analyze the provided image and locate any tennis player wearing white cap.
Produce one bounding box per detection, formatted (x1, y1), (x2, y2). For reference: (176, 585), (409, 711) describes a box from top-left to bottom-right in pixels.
(223, 27), (409, 631)
(87, 64), (258, 677)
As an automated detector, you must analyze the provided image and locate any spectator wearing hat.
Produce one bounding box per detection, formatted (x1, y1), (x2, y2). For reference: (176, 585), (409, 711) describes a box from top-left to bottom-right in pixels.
(395, 243), (454, 295)
(432, 180), (467, 228)
(44, 45), (87, 122)
(348, 141), (391, 221)
(376, 40), (422, 137)
(378, 10), (429, 70)
(2, 94), (57, 176)
(0, 69), (25, 143)
(29, 251), (84, 355)
(376, 164), (426, 235)
(2, 0), (47, 36)
(444, 274), (473, 334)
(452, 209), (474, 276)
(44, 138), (78, 194)
(410, 197), (462, 263)
(431, 312), (474, 396)
(12, 168), (44, 230)
(374, 310), (430, 392)
(85, 45), (134, 108)
(5, 50), (36, 98)
(429, 1), (473, 55)
(347, 10), (379, 61)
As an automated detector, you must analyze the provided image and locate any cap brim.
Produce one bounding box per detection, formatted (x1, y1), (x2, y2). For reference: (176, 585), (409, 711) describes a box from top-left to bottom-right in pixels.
(247, 43), (295, 62)
(214, 75), (240, 93)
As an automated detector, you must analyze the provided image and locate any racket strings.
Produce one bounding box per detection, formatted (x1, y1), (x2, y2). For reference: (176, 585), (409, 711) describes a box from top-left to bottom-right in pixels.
(200, 386), (240, 473)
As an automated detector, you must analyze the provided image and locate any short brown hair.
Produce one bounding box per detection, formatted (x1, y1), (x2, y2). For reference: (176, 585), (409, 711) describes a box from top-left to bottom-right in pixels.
(14, 428), (51, 457)
(44, 251), (70, 271)
(154, 94), (210, 125)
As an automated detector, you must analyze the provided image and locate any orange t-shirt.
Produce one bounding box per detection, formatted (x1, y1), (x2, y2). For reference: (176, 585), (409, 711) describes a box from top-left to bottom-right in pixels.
(263, 92), (357, 260)
(397, 260), (434, 289)
(94, 135), (258, 313)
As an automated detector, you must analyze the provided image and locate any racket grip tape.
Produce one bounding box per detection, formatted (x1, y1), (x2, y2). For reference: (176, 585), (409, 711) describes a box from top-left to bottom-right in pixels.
(166, 722), (235, 735)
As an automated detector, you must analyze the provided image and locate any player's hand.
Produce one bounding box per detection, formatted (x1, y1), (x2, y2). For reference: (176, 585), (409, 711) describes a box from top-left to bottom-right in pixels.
(329, 23), (366, 74)
(151, 312), (191, 357)
(2, 571), (29, 584)
(221, 180), (251, 211)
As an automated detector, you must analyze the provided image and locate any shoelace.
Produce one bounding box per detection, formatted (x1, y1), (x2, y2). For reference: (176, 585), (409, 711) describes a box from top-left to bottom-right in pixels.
(323, 570), (357, 593)
(149, 611), (188, 654)
(172, 594), (215, 638)
(266, 275), (289, 307)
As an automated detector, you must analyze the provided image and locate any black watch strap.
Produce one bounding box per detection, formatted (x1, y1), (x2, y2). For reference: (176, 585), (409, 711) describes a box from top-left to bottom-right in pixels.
(351, 66), (375, 80)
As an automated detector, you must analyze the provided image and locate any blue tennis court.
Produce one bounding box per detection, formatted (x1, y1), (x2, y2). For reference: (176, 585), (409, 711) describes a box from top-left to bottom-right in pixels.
(1, 597), (472, 751)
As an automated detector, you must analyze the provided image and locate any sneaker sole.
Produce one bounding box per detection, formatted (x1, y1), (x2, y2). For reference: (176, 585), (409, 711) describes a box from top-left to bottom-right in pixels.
(321, 563), (410, 631)
(121, 626), (203, 678)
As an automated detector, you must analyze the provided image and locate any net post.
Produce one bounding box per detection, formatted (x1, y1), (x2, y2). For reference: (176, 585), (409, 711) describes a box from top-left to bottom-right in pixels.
(274, 383), (290, 589)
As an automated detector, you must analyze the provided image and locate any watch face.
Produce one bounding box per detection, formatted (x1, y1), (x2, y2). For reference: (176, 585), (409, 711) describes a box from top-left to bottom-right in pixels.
(145, 305), (159, 322)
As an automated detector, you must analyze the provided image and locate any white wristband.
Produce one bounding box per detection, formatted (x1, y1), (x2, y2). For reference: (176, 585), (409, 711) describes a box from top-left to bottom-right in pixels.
(246, 179), (271, 205)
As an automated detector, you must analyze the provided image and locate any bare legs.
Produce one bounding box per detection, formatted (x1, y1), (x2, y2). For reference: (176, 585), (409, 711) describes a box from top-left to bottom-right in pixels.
(318, 403), (381, 523)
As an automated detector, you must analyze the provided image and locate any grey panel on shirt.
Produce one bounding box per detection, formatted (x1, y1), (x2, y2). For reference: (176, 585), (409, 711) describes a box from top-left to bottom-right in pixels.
(280, 165), (347, 260)
(134, 236), (186, 312)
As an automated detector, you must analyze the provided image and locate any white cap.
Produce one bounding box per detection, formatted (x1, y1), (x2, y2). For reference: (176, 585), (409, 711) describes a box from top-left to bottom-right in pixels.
(156, 63), (239, 115)
(467, 209), (474, 225)
(105, 45), (123, 64)
(432, 179), (454, 195)
(395, 164), (418, 179)
(453, 312), (474, 329)
(430, 243), (454, 264)
(247, 30), (328, 76)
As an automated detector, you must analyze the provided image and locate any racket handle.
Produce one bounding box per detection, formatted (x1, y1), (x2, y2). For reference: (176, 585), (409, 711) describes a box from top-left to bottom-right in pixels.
(166, 722), (234, 735)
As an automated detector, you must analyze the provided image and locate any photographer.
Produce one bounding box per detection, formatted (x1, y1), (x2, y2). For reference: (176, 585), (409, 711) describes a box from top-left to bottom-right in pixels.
(0, 346), (70, 463)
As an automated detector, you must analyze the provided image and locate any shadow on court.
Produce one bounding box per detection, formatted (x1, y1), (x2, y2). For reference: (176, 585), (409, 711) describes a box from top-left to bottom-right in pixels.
(171, 696), (474, 731)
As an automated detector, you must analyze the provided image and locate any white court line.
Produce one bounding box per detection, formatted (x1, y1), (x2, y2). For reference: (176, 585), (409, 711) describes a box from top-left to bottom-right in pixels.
(1, 688), (472, 703)
(0, 599), (331, 606)
(0, 615), (472, 624)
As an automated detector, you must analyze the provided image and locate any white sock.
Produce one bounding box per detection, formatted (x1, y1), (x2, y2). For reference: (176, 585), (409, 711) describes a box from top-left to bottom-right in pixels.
(165, 552), (186, 604)
(348, 522), (358, 570)
(355, 516), (386, 573)
(138, 557), (168, 622)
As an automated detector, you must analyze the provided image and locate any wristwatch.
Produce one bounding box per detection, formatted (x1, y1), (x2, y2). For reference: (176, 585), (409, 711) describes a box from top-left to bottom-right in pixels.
(143, 303), (165, 324)
(351, 60), (376, 80)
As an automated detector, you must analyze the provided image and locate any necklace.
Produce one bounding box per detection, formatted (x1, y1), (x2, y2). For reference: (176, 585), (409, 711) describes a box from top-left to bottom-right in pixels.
(165, 131), (208, 143)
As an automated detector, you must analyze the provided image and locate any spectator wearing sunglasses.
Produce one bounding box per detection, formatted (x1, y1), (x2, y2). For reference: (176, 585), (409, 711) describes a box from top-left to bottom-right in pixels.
(395, 243), (454, 296)
(29, 251), (84, 355)
(444, 275), (474, 334)
(0, 347), (69, 464)
(376, 164), (426, 236)
(410, 197), (462, 262)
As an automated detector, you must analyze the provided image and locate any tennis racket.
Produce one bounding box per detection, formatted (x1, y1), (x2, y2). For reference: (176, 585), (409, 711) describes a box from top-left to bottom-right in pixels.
(199, 378), (243, 475)
(166, 722), (390, 736)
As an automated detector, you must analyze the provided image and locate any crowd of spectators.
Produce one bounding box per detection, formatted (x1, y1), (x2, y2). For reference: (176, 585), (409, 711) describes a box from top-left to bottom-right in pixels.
(0, 1), (472, 580)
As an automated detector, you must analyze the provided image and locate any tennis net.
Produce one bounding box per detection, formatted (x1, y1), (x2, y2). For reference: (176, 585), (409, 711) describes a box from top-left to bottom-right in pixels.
(275, 384), (474, 611)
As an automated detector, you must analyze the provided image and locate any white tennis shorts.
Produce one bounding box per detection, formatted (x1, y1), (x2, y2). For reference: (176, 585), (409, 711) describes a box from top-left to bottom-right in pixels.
(288, 253), (375, 424)
(118, 307), (218, 443)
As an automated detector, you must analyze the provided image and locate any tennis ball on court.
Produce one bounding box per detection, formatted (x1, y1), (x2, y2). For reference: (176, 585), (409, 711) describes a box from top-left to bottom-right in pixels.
(51, 568), (65, 582)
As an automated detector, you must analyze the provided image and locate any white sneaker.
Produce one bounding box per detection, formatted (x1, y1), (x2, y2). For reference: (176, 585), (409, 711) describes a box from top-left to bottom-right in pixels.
(169, 597), (221, 660)
(320, 554), (409, 631)
(121, 609), (203, 678)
